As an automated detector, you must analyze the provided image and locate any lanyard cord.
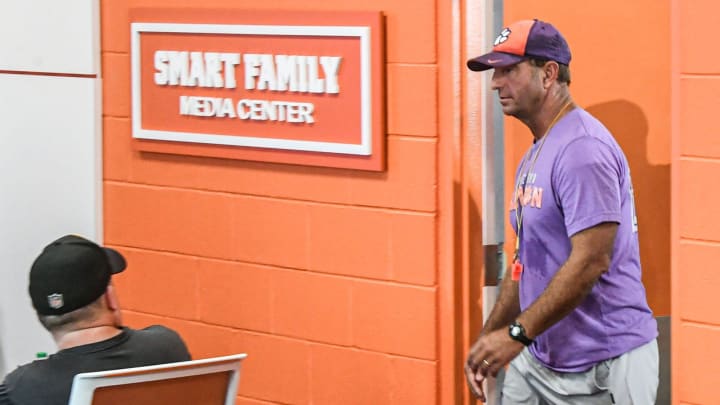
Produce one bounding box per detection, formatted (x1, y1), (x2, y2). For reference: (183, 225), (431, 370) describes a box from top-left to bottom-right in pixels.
(513, 101), (573, 261)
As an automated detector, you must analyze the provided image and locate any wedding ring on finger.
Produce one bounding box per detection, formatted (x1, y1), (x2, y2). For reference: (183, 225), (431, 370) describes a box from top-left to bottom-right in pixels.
(481, 359), (491, 368)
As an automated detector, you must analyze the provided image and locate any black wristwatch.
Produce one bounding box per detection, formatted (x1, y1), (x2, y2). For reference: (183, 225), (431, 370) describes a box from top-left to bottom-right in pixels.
(509, 321), (534, 346)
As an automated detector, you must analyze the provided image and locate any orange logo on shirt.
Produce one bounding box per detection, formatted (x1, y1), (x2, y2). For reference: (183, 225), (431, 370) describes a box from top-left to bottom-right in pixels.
(510, 186), (543, 210)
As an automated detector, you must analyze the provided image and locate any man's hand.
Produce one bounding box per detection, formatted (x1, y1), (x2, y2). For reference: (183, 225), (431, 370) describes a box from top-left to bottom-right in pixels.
(465, 328), (525, 400)
(464, 361), (486, 402)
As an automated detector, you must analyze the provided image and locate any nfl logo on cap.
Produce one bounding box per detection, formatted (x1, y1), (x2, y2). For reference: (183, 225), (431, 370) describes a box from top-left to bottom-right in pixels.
(47, 293), (64, 310)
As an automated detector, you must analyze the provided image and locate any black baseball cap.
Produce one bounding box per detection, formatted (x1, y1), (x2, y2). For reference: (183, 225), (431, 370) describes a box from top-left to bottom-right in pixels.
(29, 235), (126, 316)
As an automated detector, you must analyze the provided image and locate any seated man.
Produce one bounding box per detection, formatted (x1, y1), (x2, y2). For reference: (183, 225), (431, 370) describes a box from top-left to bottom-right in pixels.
(0, 235), (191, 405)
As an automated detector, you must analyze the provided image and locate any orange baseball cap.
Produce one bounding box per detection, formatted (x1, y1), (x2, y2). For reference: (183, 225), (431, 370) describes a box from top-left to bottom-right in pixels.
(467, 19), (571, 71)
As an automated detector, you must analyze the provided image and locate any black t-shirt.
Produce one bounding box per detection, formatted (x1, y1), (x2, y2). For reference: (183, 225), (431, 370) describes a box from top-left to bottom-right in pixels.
(0, 325), (191, 405)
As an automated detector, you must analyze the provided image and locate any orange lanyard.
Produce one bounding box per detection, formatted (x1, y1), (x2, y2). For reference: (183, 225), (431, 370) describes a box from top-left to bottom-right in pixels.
(511, 101), (573, 280)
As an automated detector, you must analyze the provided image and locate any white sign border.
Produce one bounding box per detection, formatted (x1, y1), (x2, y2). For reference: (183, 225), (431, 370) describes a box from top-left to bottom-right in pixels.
(130, 22), (372, 156)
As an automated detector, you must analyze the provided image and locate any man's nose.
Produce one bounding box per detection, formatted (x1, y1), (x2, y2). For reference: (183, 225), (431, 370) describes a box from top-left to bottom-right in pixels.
(490, 72), (501, 90)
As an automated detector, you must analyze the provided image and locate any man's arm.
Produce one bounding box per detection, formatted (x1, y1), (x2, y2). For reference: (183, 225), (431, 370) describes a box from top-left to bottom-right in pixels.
(478, 271), (521, 335)
(516, 221), (617, 339)
(464, 266), (521, 400)
(466, 221), (618, 383)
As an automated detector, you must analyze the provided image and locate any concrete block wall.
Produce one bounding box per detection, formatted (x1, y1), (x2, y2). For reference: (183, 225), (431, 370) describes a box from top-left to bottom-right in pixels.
(101, 0), (443, 403)
(673, 1), (720, 403)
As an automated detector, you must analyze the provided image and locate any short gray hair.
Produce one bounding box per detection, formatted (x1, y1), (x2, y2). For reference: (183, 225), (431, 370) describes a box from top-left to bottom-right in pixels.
(529, 58), (571, 85)
(37, 296), (104, 332)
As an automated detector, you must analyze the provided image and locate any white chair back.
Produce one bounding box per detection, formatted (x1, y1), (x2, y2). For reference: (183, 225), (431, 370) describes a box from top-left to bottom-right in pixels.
(67, 353), (247, 405)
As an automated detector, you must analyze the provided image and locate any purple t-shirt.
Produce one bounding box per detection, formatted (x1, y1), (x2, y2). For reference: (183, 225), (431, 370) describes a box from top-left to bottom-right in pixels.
(509, 108), (657, 372)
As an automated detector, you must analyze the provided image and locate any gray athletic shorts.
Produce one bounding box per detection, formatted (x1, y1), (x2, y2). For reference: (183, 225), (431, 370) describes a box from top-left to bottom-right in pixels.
(502, 339), (658, 405)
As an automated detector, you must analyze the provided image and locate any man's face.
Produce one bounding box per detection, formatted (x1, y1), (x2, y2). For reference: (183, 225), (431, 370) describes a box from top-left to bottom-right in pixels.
(490, 60), (544, 119)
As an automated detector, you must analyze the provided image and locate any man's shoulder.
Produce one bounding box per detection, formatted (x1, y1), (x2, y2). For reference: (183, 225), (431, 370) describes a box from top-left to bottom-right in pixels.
(132, 324), (182, 338)
(3, 358), (42, 387)
(130, 325), (185, 345)
(1, 356), (64, 405)
(560, 108), (611, 139)
(0, 383), (14, 405)
(555, 109), (623, 160)
(126, 325), (191, 360)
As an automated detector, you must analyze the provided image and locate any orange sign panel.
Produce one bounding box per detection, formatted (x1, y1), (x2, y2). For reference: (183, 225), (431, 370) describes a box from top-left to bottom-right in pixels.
(130, 10), (385, 171)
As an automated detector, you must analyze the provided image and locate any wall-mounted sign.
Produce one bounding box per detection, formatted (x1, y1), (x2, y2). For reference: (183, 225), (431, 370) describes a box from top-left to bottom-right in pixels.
(130, 10), (385, 171)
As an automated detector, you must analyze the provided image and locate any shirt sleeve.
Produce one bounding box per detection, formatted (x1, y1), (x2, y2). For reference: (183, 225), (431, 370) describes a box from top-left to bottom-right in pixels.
(0, 383), (14, 405)
(553, 136), (623, 237)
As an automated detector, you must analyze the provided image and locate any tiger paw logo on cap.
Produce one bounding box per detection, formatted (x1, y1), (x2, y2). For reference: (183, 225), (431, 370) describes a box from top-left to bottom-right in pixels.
(494, 28), (511, 46)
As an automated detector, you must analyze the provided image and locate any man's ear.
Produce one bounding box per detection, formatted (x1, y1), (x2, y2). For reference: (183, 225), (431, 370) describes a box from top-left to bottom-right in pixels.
(105, 283), (123, 327)
(543, 61), (560, 89)
(105, 283), (120, 311)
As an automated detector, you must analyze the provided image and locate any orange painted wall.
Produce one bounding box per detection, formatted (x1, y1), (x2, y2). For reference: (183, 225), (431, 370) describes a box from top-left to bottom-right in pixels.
(100, 0), (677, 403)
(502, 1), (671, 316)
(672, 1), (720, 404)
(100, 0), (457, 404)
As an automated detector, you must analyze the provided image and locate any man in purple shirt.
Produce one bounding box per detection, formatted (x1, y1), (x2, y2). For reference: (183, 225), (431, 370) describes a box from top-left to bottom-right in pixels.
(464, 19), (658, 404)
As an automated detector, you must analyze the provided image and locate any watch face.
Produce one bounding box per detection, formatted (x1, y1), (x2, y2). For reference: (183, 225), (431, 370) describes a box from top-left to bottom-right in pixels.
(510, 325), (520, 336)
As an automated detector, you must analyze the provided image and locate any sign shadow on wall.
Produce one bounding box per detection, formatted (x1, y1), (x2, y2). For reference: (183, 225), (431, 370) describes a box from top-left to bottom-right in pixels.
(586, 99), (670, 405)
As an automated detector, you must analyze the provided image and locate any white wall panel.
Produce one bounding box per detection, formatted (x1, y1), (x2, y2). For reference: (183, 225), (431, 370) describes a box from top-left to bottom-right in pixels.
(0, 74), (100, 374)
(0, 0), (98, 74)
